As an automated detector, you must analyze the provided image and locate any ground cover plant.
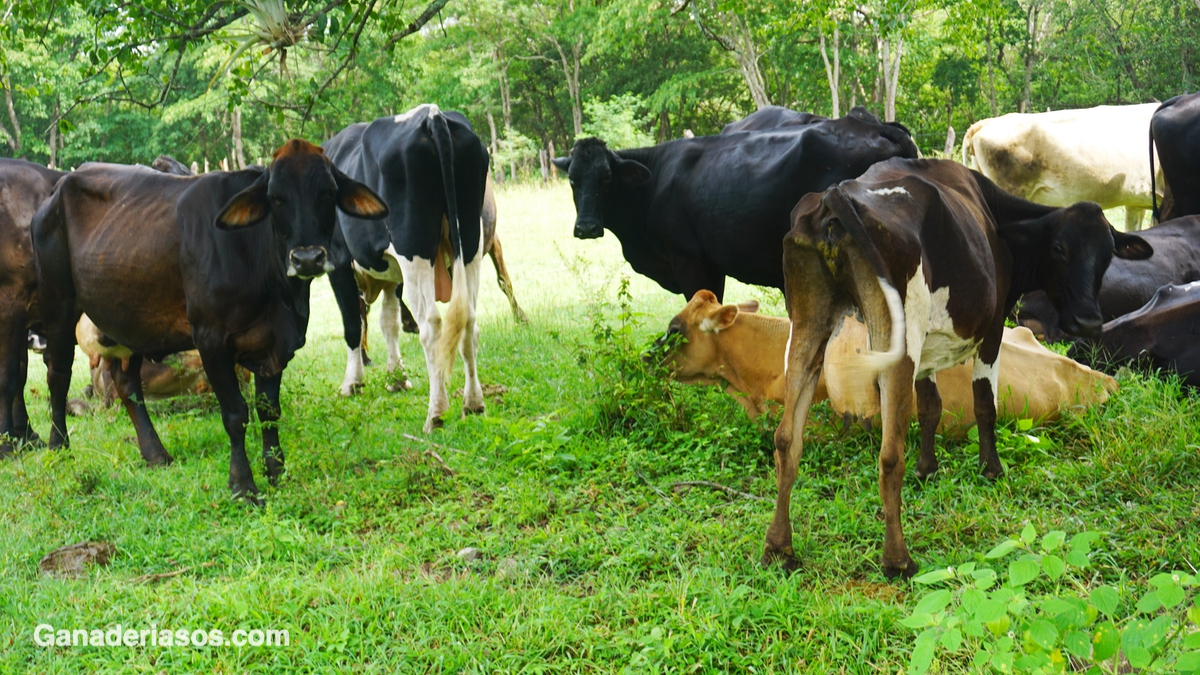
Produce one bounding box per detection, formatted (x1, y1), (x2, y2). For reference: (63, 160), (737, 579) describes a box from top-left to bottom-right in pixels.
(2, 183), (1198, 673)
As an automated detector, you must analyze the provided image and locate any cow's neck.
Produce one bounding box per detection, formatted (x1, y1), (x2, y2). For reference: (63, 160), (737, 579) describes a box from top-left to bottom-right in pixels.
(973, 171), (1056, 225)
(715, 313), (791, 403)
(996, 228), (1046, 308)
(603, 148), (659, 253)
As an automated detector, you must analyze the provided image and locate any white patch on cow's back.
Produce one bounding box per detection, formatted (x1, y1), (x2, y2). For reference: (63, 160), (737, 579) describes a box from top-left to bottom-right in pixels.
(394, 103), (440, 124)
(867, 186), (910, 197)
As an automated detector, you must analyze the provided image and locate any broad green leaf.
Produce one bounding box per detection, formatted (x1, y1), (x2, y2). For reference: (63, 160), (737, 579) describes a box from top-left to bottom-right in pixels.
(940, 627), (963, 652)
(1176, 650), (1200, 672)
(1009, 557), (1041, 586)
(1065, 630), (1092, 659)
(1189, 603), (1200, 625)
(964, 620), (985, 637)
(1137, 589), (1163, 613)
(1090, 586), (1120, 616)
(1158, 581), (1186, 609)
(1018, 418), (1033, 431)
(1069, 531), (1100, 553)
(1021, 523), (1037, 545)
(1042, 597), (1076, 616)
(1030, 619), (1060, 649)
(909, 639), (936, 675)
(958, 562), (976, 576)
(1093, 622), (1120, 661)
(1146, 615), (1174, 649)
(976, 598), (1007, 623)
(985, 539), (1020, 559)
(1040, 530), (1066, 552)
(901, 613), (937, 629)
(914, 590), (953, 615)
(1126, 645), (1152, 669)
(961, 588), (986, 614)
(1066, 550), (1090, 567)
(1185, 633), (1200, 649)
(986, 614), (1011, 637)
(1042, 554), (1065, 580)
(913, 568), (955, 585)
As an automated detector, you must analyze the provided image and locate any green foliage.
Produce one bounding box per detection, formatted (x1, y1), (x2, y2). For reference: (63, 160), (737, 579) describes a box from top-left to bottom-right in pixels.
(581, 94), (655, 149)
(905, 525), (1200, 675)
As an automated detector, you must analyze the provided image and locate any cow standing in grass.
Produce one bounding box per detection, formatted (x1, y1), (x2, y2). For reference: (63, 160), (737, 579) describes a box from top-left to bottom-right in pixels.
(324, 105), (490, 433)
(31, 140), (388, 499)
(768, 158), (1151, 577)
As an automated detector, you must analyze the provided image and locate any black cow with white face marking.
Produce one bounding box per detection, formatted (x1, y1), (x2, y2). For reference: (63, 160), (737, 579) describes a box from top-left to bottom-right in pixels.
(552, 110), (919, 300)
(32, 140), (387, 499)
(324, 105), (490, 433)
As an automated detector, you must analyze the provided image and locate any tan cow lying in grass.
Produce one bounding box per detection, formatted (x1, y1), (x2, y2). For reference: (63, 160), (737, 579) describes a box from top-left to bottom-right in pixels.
(659, 291), (1117, 435)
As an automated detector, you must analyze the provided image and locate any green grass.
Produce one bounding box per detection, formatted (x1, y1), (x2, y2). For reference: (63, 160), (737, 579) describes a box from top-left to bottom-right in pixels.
(2, 182), (1197, 673)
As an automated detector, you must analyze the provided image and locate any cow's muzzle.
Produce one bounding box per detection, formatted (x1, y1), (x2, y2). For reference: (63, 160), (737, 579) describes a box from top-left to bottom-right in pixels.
(288, 246), (331, 279)
(1060, 314), (1103, 340)
(573, 221), (604, 240)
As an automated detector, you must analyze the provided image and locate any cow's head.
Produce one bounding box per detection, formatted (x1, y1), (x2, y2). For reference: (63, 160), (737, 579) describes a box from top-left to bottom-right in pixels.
(651, 290), (755, 383)
(215, 139), (388, 279)
(551, 137), (651, 239)
(1000, 201), (1152, 338)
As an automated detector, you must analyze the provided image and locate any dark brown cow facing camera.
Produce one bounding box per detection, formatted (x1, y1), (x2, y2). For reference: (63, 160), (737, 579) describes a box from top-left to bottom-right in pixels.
(767, 158), (1150, 578)
(32, 139), (387, 500)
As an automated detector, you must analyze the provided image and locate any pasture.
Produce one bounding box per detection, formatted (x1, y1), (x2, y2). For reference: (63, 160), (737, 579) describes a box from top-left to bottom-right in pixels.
(3, 182), (1198, 673)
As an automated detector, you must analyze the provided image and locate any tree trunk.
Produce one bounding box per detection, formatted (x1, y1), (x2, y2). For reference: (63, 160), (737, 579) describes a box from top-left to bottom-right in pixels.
(985, 18), (998, 116)
(548, 34), (584, 137)
(1, 74), (21, 155)
(48, 99), (59, 169)
(943, 124), (956, 157)
(486, 112), (503, 184)
(539, 148), (549, 183)
(232, 106), (246, 170)
(880, 36), (903, 122)
(729, 15), (770, 109)
(496, 45), (513, 131)
(819, 24), (840, 118)
(548, 140), (557, 179)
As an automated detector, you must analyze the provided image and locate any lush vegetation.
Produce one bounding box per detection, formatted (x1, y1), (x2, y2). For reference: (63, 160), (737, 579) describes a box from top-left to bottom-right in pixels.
(3, 184), (1198, 672)
(3, 0), (1199, 174)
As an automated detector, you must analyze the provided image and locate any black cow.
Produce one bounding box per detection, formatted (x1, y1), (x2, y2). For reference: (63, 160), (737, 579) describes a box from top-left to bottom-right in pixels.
(0, 159), (66, 456)
(32, 140), (387, 498)
(1152, 92), (1200, 222)
(551, 111), (919, 300)
(1016, 215), (1200, 341)
(1069, 281), (1200, 387)
(721, 106), (828, 133)
(323, 105), (490, 433)
(766, 158), (1151, 577)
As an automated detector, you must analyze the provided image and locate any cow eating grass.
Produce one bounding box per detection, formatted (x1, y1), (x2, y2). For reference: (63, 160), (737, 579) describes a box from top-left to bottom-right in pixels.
(767, 157), (1150, 578)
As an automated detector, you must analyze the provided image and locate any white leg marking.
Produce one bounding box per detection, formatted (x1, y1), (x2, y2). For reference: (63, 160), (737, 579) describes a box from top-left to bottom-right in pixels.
(973, 354), (1001, 407)
(399, 255), (450, 431)
(459, 257), (484, 413)
(380, 282), (403, 373)
(340, 346), (365, 396)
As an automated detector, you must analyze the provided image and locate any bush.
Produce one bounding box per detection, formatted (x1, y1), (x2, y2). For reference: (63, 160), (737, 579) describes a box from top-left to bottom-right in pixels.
(581, 94), (655, 149)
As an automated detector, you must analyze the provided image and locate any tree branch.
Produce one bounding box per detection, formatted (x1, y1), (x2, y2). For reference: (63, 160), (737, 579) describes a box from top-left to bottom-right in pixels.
(384, 0), (450, 48)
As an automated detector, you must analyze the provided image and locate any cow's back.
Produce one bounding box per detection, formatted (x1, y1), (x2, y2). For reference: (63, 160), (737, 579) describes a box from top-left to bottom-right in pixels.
(1152, 93), (1200, 220)
(0, 159), (64, 306)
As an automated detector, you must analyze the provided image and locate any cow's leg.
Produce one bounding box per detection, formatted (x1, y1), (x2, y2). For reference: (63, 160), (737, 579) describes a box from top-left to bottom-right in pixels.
(330, 264), (367, 396)
(398, 284), (418, 334)
(107, 354), (173, 466)
(459, 257), (485, 416)
(914, 375), (941, 480)
(0, 306), (27, 457)
(973, 341), (1004, 480)
(488, 236), (528, 323)
(1125, 207), (1145, 232)
(400, 256), (451, 432)
(358, 291), (372, 367)
(199, 347), (258, 500)
(878, 355), (918, 579)
(254, 372), (284, 485)
(380, 281), (412, 392)
(12, 347), (40, 447)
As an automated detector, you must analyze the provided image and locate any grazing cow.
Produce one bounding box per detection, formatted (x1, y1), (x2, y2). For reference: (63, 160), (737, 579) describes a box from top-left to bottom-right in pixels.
(1151, 92), (1200, 221)
(1070, 281), (1200, 388)
(352, 173), (527, 374)
(552, 111), (919, 300)
(1016, 215), (1200, 341)
(963, 104), (1164, 230)
(0, 159), (66, 456)
(32, 140), (388, 498)
(323, 105), (489, 432)
(660, 291), (1116, 432)
(768, 157), (1150, 577)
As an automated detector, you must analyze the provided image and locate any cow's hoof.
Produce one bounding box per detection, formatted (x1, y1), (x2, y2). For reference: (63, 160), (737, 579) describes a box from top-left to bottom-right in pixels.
(143, 450), (174, 467)
(761, 546), (799, 572)
(230, 484), (262, 505)
(339, 383), (363, 397)
(386, 378), (413, 393)
(462, 404), (485, 417)
(22, 431), (45, 449)
(981, 464), (1005, 481)
(914, 465), (939, 482)
(0, 441), (14, 460)
(402, 319), (419, 334)
(882, 558), (919, 580)
(423, 417), (445, 433)
(266, 470), (284, 487)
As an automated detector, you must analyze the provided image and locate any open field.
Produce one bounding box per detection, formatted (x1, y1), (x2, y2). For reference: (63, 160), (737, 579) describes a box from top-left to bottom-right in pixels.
(2, 182), (1198, 673)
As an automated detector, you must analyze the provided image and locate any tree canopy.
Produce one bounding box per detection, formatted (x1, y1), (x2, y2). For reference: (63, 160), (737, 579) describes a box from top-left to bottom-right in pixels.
(1, 0), (1196, 177)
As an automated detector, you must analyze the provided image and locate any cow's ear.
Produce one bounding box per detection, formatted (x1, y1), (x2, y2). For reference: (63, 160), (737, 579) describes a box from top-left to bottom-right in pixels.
(701, 305), (739, 333)
(1112, 228), (1153, 260)
(551, 156), (571, 172)
(215, 173), (270, 229)
(737, 300), (760, 314)
(332, 165), (389, 220)
(614, 158), (651, 186)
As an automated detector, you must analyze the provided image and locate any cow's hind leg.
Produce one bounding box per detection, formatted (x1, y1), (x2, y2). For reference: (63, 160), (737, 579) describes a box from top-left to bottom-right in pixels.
(1125, 207), (1145, 232)
(398, 284), (419, 334)
(489, 236), (528, 323)
(254, 372), (285, 485)
(12, 349), (41, 447)
(380, 282), (412, 392)
(878, 356), (918, 579)
(914, 375), (941, 480)
(0, 308), (27, 456)
(199, 347), (258, 500)
(973, 342), (1004, 480)
(107, 354), (173, 466)
(400, 257), (451, 432)
(331, 264), (366, 396)
(459, 257), (485, 416)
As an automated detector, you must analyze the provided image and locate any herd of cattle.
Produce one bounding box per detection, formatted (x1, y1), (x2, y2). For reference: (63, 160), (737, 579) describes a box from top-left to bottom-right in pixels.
(2, 93), (1199, 576)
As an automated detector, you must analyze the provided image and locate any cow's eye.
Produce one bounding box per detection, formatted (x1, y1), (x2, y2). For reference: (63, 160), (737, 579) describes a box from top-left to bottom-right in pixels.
(1053, 242), (1066, 258)
(271, 196), (285, 207)
(568, 179), (576, 187)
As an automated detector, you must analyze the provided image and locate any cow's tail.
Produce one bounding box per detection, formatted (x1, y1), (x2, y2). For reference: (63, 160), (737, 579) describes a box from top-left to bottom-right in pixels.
(429, 106), (469, 381)
(1150, 114), (1160, 223)
(825, 187), (906, 380)
(961, 119), (987, 167)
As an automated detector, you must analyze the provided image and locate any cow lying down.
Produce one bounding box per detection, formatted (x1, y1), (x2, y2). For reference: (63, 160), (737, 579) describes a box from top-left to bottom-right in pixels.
(660, 291), (1117, 435)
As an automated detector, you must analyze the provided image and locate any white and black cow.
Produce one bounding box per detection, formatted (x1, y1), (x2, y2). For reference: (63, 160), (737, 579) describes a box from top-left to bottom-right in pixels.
(324, 105), (490, 433)
(766, 158), (1151, 578)
(552, 110), (919, 301)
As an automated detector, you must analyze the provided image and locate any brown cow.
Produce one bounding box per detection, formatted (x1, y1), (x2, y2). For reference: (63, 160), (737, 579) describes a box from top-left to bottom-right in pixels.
(660, 291), (1117, 433)
(769, 157), (1149, 577)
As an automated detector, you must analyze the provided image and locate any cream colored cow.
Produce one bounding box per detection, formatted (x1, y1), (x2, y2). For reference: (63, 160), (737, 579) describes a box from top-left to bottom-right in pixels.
(661, 291), (1117, 436)
(962, 103), (1164, 230)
